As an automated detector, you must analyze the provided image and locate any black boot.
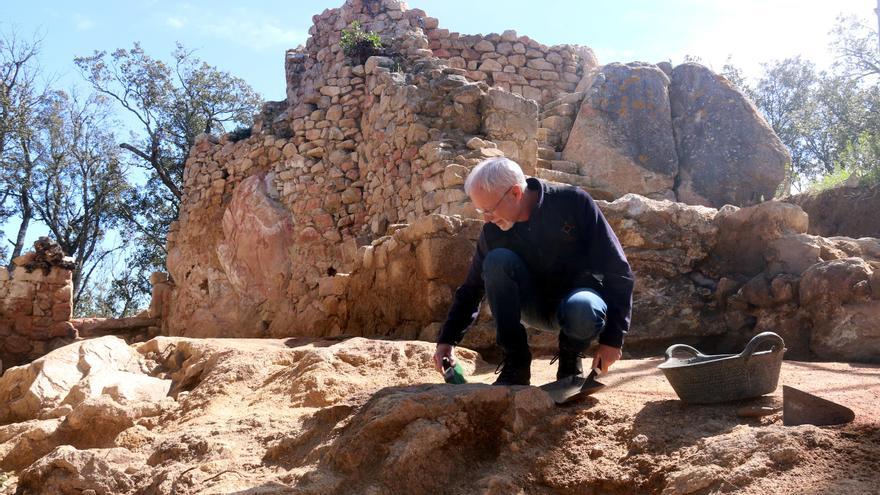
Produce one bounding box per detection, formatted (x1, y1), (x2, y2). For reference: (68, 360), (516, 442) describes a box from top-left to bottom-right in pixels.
(553, 335), (586, 380)
(551, 348), (586, 380)
(492, 350), (532, 386)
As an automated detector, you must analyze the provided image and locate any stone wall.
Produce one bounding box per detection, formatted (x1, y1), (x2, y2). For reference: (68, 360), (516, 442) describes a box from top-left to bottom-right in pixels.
(164, 0), (545, 337)
(338, 201), (880, 362)
(0, 238), (77, 370)
(785, 183), (880, 238)
(0, 239), (177, 369)
(421, 20), (597, 106)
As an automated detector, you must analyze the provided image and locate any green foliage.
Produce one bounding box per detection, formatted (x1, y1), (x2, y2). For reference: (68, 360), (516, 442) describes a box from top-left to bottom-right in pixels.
(830, 15), (880, 82)
(76, 257), (150, 317)
(720, 56), (752, 98)
(26, 90), (129, 313)
(228, 125), (252, 142)
(1, 29), (46, 267)
(837, 131), (880, 183)
(75, 43), (262, 310)
(340, 21), (383, 63)
(808, 164), (853, 193)
(727, 14), (880, 195)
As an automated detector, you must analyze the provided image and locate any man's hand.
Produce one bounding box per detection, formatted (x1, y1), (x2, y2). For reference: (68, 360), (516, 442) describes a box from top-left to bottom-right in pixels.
(433, 343), (455, 372)
(591, 344), (622, 374)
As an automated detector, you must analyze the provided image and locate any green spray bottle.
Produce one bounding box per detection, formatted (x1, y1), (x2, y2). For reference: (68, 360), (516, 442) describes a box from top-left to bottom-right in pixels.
(441, 357), (467, 384)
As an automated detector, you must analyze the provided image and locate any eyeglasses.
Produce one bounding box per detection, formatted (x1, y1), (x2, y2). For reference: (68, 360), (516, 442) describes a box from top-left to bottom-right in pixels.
(475, 186), (513, 216)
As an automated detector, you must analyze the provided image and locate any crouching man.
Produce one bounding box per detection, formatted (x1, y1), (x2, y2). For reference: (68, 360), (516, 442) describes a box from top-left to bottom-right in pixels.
(433, 157), (634, 385)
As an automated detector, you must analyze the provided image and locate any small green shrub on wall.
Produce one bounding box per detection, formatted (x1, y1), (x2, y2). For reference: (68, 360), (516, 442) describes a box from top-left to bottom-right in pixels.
(340, 21), (383, 65)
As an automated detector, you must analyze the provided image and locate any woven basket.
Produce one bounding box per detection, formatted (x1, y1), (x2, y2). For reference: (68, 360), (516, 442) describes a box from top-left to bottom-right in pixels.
(658, 332), (786, 404)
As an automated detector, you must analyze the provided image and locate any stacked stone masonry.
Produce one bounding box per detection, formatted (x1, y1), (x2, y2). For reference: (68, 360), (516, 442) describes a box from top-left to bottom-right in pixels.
(422, 23), (598, 107)
(1, 0), (875, 368)
(0, 239), (76, 369)
(165, 0), (551, 337)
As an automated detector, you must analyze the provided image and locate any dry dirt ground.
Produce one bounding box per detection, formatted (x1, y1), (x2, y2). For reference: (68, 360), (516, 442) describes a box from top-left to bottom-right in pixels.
(1, 336), (878, 494)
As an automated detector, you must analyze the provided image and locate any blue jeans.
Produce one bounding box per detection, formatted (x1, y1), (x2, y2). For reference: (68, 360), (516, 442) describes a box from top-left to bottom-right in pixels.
(482, 248), (607, 355)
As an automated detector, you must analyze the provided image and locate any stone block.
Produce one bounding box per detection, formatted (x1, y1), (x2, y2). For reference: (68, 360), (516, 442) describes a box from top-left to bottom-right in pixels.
(3, 334), (32, 354)
(51, 302), (72, 321)
(416, 237), (473, 281)
(11, 252), (35, 266)
(442, 164), (469, 188)
(318, 275), (349, 296)
(474, 40), (495, 52)
(527, 58), (555, 71)
(478, 59), (502, 72)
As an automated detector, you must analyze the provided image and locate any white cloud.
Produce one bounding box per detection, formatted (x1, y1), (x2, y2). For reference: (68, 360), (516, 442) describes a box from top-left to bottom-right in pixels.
(74, 14), (94, 31)
(167, 16), (186, 29)
(162, 6), (307, 50)
(672, 0), (873, 80)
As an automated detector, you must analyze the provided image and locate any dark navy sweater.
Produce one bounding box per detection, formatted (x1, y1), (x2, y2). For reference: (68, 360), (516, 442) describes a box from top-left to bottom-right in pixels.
(438, 177), (635, 348)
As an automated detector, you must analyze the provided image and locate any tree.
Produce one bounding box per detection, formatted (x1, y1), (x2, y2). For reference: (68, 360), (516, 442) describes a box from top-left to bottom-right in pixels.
(26, 90), (128, 312)
(0, 29), (47, 269)
(831, 15), (880, 81)
(76, 253), (148, 318)
(74, 43), (262, 289)
(752, 58), (824, 182)
(719, 56), (753, 100)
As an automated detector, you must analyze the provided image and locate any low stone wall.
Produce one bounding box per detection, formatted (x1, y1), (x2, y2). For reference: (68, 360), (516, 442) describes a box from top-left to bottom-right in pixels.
(785, 183), (880, 238)
(0, 239), (76, 370)
(0, 238), (178, 369)
(340, 201), (880, 362)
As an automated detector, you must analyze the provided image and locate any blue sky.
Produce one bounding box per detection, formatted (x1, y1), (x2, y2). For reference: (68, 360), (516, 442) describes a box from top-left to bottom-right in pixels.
(5, 0), (874, 101)
(1, 0), (876, 258)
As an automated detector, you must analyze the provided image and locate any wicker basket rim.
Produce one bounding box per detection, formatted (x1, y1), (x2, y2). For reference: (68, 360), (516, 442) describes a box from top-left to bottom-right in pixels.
(657, 347), (784, 370)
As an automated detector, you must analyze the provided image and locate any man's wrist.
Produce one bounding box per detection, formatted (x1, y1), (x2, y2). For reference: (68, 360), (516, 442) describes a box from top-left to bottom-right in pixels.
(597, 331), (624, 349)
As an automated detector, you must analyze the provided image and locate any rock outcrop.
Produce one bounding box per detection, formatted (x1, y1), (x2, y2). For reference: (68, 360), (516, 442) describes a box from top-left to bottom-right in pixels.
(562, 62), (679, 201)
(670, 63), (789, 208)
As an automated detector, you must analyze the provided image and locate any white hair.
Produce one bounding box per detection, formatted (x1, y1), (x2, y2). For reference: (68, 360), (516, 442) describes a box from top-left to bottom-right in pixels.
(464, 157), (527, 196)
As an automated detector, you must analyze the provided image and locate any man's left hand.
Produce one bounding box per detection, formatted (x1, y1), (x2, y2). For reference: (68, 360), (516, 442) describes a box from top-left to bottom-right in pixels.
(591, 344), (622, 374)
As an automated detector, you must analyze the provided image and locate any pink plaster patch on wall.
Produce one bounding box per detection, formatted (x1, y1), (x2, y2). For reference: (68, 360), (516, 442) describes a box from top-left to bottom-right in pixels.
(216, 174), (296, 305)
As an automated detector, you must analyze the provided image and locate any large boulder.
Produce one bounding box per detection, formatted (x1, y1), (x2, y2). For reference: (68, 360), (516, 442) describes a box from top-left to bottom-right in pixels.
(599, 194), (718, 277)
(599, 195), (723, 347)
(810, 302), (880, 361)
(17, 445), (145, 495)
(0, 336), (168, 425)
(305, 385), (555, 494)
(670, 63), (789, 208)
(703, 201), (809, 277)
(216, 172), (296, 303)
(562, 62), (678, 200)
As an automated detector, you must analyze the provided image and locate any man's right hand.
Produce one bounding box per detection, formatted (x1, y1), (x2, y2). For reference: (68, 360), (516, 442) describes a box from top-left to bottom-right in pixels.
(433, 343), (455, 372)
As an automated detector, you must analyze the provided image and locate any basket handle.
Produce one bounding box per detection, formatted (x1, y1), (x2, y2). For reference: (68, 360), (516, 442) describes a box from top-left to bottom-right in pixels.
(740, 332), (785, 358)
(664, 344), (705, 361)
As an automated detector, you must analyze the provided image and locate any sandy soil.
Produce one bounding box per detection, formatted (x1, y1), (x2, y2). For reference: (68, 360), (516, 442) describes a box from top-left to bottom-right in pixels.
(1, 337), (878, 494)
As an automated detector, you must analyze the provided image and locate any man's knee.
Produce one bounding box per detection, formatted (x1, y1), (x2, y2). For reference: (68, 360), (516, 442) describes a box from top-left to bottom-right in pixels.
(482, 248), (524, 280)
(558, 290), (607, 342)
